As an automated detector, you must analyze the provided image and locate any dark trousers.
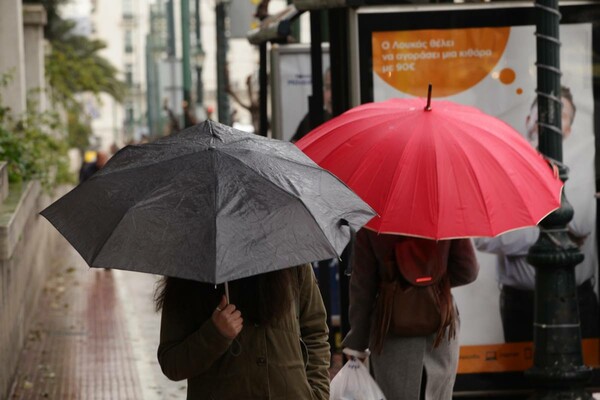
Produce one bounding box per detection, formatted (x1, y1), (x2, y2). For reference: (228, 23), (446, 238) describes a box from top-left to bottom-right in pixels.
(500, 279), (599, 343)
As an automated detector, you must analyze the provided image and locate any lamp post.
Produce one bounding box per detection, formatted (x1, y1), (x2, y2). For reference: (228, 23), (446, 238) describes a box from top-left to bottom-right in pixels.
(526, 0), (592, 398)
(181, 0), (193, 128)
(194, 0), (205, 114)
(216, 0), (231, 125)
(194, 47), (205, 115)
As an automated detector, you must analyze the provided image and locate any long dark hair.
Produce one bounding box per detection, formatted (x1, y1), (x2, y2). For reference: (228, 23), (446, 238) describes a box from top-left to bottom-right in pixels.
(154, 268), (295, 325)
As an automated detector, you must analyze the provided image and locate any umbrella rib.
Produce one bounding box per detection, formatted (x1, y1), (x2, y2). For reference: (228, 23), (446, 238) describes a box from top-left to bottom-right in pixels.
(223, 146), (375, 220)
(92, 149), (207, 181)
(443, 117), (531, 235)
(228, 141), (350, 176)
(448, 112), (562, 213)
(376, 115), (424, 231)
(453, 115), (560, 221)
(88, 154), (211, 266)
(217, 151), (342, 259)
(340, 115), (410, 185)
(305, 114), (401, 164)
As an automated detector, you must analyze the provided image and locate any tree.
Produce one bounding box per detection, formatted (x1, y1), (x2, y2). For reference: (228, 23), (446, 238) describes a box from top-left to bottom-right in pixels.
(23, 0), (126, 150)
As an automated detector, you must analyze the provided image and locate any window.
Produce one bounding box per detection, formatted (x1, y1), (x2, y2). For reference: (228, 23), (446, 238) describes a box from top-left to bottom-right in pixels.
(125, 64), (134, 86)
(125, 30), (133, 53)
(125, 103), (135, 124)
(123, 0), (134, 18)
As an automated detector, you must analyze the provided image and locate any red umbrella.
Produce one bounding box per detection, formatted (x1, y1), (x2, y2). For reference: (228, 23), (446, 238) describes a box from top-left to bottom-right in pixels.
(296, 96), (563, 240)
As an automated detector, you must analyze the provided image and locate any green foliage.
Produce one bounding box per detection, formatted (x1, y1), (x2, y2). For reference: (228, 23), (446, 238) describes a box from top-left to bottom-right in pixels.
(24, 0), (126, 150)
(0, 74), (73, 188)
(47, 36), (126, 108)
(66, 109), (91, 150)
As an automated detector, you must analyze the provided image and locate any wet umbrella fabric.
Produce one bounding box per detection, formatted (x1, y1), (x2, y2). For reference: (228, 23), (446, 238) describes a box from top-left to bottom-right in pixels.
(296, 98), (563, 240)
(41, 121), (375, 284)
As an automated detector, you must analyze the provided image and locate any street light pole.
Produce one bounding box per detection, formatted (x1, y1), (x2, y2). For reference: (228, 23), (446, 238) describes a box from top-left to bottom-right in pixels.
(216, 0), (231, 125)
(181, 0), (193, 127)
(526, 1), (592, 398)
(194, 0), (204, 110)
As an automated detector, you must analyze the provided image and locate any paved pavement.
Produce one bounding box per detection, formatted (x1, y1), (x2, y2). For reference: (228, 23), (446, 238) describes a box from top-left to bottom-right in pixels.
(8, 243), (342, 400)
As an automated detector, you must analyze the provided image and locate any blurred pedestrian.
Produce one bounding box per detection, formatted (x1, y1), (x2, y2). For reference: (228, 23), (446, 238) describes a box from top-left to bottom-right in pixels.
(163, 99), (181, 135)
(155, 264), (331, 400)
(291, 67), (332, 143)
(109, 143), (120, 156)
(182, 100), (198, 128)
(343, 231), (479, 400)
(227, 73), (261, 134)
(79, 150), (108, 183)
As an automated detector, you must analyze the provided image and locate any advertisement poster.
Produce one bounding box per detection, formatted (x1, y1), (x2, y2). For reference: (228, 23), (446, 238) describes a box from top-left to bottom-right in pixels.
(356, 3), (599, 393)
(271, 44), (330, 142)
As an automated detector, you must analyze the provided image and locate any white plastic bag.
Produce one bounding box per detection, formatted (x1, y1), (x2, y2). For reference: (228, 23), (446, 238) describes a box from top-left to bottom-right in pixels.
(330, 359), (386, 400)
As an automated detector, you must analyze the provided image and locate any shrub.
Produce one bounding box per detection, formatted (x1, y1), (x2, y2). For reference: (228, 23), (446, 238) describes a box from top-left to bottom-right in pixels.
(0, 75), (73, 189)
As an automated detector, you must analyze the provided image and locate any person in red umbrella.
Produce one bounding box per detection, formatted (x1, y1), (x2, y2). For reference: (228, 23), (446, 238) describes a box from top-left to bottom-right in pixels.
(295, 93), (562, 399)
(342, 231), (479, 400)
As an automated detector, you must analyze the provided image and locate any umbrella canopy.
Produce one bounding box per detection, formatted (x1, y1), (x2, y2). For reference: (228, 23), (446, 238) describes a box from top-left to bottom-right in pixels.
(296, 97), (563, 240)
(41, 121), (375, 283)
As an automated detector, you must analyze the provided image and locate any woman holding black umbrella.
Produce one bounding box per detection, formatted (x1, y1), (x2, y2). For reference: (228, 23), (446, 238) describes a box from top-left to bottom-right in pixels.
(40, 120), (376, 399)
(155, 264), (330, 400)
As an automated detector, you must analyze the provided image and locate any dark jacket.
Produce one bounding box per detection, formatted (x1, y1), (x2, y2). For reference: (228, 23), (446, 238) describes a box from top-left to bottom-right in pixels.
(157, 264), (330, 399)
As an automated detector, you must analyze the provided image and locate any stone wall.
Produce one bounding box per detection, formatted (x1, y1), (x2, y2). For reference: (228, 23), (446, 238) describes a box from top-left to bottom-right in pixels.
(0, 162), (67, 398)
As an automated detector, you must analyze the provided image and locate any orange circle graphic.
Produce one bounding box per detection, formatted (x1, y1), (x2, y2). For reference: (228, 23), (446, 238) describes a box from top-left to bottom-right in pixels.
(499, 68), (516, 84)
(373, 27), (511, 97)
(516, 88), (523, 95)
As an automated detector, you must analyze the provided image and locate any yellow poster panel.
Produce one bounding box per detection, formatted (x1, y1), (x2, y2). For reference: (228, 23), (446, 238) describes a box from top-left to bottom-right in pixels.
(372, 27), (510, 98)
(458, 339), (600, 374)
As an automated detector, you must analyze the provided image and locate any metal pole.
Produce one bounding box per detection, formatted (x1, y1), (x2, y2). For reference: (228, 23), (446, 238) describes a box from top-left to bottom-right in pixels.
(328, 8), (349, 117)
(259, 42), (268, 136)
(181, 0), (193, 127)
(308, 10), (324, 130)
(166, 0), (180, 128)
(216, 0), (231, 125)
(327, 7), (351, 342)
(526, 1), (592, 398)
(194, 0), (204, 109)
(166, 0), (175, 58)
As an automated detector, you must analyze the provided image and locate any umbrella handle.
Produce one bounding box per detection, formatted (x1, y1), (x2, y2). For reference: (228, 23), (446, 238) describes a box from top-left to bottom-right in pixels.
(424, 83), (433, 111)
(225, 281), (230, 304)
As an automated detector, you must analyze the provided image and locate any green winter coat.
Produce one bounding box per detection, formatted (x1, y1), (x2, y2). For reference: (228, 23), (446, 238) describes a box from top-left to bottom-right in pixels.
(157, 264), (330, 400)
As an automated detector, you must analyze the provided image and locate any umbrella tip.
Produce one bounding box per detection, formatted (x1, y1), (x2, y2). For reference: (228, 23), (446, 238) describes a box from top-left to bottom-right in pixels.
(424, 84), (432, 112)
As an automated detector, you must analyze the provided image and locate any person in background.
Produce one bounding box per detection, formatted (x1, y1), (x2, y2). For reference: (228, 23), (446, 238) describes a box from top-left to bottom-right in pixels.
(79, 150), (108, 183)
(291, 68), (332, 143)
(155, 264), (330, 400)
(475, 86), (599, 342)
(343, 231), (479, 399)
(109, 143), (120, 156)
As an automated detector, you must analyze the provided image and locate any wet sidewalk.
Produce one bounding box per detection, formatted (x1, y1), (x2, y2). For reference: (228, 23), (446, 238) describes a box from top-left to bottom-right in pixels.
(8, 243), (342, 399)
(8, 243), (186, 399)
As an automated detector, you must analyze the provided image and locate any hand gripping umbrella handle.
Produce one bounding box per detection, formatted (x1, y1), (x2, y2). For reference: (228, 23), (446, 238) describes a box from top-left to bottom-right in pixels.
(222, 281), (242, 357)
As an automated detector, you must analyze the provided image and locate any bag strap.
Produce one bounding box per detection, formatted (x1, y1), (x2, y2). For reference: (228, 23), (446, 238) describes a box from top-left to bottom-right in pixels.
(294, 266), (309, 367)
(294, 266), (301, 335)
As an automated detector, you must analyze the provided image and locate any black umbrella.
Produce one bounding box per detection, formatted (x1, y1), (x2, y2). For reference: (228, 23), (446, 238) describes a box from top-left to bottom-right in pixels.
(41, 121), (375, 285)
